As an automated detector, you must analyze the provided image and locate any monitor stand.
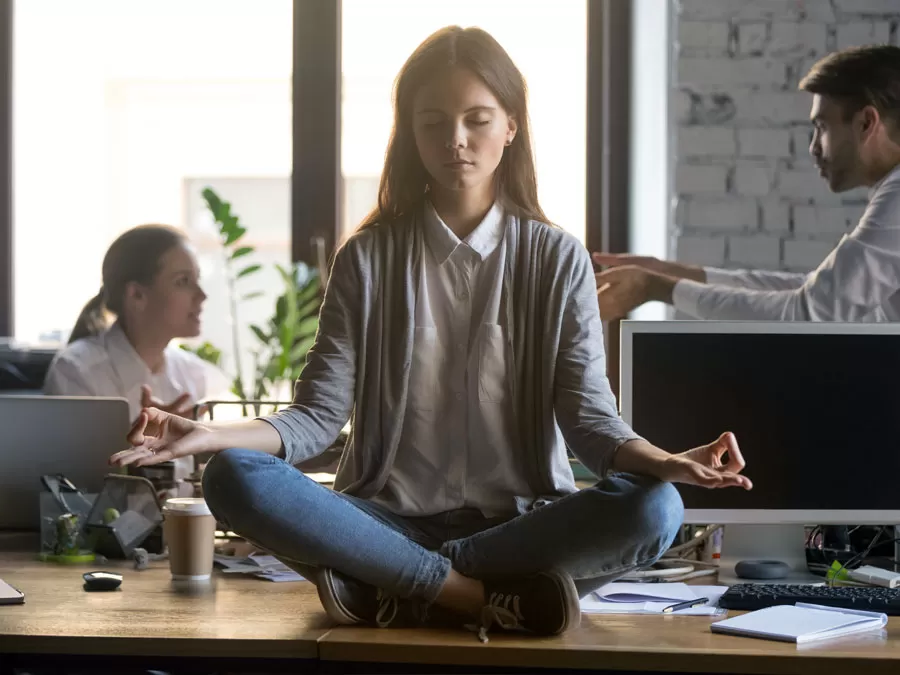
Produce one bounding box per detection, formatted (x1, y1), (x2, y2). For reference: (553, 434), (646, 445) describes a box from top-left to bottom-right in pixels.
(717, 524), (821, 585)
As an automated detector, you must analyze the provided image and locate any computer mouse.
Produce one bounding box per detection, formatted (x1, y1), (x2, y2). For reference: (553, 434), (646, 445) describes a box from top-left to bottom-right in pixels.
(83, 571), (123, 592)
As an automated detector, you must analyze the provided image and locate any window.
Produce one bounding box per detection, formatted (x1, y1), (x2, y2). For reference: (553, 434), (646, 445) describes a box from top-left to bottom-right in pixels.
(341, 0), (587, 241)
(13, 0), (291, 388)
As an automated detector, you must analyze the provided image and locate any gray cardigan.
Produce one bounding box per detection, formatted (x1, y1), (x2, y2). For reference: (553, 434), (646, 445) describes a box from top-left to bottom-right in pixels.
(265, 213), (642, 509)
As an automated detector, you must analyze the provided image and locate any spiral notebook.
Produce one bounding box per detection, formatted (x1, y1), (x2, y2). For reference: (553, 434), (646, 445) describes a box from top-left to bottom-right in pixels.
(710, 603), (888, 644)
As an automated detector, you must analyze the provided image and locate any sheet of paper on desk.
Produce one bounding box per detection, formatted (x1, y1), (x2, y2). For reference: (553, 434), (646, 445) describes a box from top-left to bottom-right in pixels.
(213, 553), (306, 582)
(581, 583), (728, 615)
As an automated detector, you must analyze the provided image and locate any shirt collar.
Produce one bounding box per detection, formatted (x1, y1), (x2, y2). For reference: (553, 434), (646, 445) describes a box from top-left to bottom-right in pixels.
(104, 322), (155, 392)
(423, 200), (506, 265)
(869, 161), (900, 200)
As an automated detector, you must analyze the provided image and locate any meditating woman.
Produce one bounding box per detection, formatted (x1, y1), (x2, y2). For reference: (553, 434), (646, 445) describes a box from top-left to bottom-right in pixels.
(111, 27), (751, 640)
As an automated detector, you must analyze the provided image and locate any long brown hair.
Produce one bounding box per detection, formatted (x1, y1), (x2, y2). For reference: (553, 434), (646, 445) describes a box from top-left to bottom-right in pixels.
(358, 26), (550, 230)
(68, 224), (187, 344)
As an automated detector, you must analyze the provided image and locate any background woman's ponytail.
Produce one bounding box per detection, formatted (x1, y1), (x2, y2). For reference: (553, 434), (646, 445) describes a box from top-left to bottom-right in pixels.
(66, 224), (186, 344)
(67, 287), (110, 344)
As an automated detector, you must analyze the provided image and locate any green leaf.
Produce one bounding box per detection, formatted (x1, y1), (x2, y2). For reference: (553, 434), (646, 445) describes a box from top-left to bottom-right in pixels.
(295, 316), (319, 339)
(298, 296), (321, 320)
(224, 226), (247, 246)
(290, 336), (316, 363)
(249, 324), (269, 343)
(236, 263), (262, 279)
(242, 291), (264, 301)
(230, 246), (254, 260)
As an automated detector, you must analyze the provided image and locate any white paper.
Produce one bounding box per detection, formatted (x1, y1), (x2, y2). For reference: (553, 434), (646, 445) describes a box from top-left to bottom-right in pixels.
(710, 604), (888, 643)
(581, 584), (728, 615)
(593, 582), (699, 603)
(213, 553), (306, 582)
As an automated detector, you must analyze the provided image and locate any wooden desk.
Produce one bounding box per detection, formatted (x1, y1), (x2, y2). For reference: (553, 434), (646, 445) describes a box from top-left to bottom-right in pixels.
(0, 552), (332, 660)
(319, 614), (900, 674)
(3, 547), (900, 674)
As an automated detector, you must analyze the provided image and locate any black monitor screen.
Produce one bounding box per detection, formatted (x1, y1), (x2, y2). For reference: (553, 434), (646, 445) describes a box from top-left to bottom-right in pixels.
(628, 331), (900, 511)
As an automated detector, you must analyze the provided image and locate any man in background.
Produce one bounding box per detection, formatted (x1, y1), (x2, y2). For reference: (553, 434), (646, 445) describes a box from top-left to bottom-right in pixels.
(595, 45), (900, 322)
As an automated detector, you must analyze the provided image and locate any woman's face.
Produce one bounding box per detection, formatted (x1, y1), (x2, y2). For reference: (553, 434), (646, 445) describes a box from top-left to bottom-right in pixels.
(131, 243), (206, 339)
(412, 66), (517, 195)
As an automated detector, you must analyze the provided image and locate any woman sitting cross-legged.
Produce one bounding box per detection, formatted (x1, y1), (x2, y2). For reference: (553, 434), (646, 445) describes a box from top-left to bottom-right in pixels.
(111, 26), (752, 641)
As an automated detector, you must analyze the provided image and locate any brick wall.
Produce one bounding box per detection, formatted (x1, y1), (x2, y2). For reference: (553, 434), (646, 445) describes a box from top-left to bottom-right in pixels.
(673, 0), (900, 272)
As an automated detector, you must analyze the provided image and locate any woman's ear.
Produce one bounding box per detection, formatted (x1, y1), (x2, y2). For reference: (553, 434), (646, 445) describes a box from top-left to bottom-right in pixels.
(124, 281), (147, 311)
(506, 115), (518, 146)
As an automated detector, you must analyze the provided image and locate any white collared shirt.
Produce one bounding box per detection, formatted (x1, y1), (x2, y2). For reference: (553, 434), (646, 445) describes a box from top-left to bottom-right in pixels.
(370, 201), (533, 517)
(673, 162), (900, 321)
(43, 323), (230, 479)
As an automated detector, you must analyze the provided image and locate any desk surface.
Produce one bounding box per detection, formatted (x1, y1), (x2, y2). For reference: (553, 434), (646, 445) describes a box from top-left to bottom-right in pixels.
(0, 552), (332, 659)
(2, 547), (900, 673)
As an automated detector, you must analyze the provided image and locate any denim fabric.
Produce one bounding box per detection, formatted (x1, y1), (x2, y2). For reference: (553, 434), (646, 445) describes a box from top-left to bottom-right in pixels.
(203, 448), (684, 603)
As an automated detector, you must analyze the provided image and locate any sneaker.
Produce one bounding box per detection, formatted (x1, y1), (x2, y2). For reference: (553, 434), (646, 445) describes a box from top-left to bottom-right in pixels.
(474, 570), (581, 642)
(315, 568), (421, 628)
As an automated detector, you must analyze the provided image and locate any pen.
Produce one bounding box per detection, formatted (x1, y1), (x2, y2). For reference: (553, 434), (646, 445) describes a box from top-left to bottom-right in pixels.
(661, 597), (709, 613)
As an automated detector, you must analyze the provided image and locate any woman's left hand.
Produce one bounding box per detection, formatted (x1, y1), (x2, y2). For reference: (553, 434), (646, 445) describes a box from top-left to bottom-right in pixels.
(655, 432), (753, 490)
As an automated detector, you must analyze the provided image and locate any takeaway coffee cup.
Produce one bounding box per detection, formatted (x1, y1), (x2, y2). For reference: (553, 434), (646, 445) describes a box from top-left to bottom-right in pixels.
(162, 497), (216, 580)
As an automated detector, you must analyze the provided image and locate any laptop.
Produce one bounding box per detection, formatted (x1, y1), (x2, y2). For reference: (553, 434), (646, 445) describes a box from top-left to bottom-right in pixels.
(0, 396), (131, 529)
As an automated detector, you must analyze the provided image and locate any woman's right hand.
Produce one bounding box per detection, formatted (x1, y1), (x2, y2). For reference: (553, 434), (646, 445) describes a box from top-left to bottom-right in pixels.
(109, 407), (214, 468)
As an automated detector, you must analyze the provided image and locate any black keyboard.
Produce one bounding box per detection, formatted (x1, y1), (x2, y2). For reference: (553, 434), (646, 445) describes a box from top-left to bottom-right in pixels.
(719, 583), (900, 614)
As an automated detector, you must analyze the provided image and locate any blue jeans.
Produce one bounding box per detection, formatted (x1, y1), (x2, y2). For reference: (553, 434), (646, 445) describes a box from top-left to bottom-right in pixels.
(202, 449), (684, 604)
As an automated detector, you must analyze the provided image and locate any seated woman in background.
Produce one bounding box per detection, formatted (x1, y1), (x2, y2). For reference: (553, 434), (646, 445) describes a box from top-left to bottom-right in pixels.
(45, 224), (229, 482)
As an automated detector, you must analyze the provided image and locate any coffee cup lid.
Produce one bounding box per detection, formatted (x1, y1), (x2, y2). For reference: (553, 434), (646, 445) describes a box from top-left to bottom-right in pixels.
(163, 497), (212, 516)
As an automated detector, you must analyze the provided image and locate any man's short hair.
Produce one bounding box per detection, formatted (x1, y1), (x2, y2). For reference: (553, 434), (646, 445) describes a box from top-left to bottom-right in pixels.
(800, 45), (900, 131)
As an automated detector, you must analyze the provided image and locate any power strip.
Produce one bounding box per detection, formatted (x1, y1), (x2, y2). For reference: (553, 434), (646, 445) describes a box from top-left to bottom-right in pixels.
(848, 565), (900, 588)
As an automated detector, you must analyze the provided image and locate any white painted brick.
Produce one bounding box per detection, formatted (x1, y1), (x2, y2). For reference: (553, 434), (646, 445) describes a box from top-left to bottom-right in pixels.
(685, 199), (758, 230)
(802, 1), (837, 22)
(794, 205), (864, 234)
(761, 199), (791, 232)
(680, 21), (731, 51)
(734, 165), (774, 196)
(731, 89), (813, 124)
(676, 164), (729, 194)
(678, 127), (737, 156)
(769, 22), (828, 56)
(680, 0), (804, 20)
(679, 57), (787, 87)
(738, 129), (791, 157)
(783, 239), (834, 269)
(738, 23), (768, 55)
(674, 89), (694, 125)
(779, 168), (835, 200)
(836, 22), (892, 50)
(729, 235), (781, 265)
(791, 127), (813, 159)
(676, 236), (727, 266)
(833, 0), (900, 15)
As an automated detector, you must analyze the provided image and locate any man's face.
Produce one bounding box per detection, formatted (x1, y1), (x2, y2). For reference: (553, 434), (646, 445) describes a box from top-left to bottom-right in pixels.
(809, 94), (867, 192)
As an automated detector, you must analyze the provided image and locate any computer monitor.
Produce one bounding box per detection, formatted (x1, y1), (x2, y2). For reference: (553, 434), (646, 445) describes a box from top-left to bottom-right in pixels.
(620, 321), (900, 581)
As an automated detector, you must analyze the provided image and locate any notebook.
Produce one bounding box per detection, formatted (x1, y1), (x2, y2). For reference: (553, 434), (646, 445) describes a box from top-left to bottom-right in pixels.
(710, 603), (888, 644)
(580, 583), (728, 616)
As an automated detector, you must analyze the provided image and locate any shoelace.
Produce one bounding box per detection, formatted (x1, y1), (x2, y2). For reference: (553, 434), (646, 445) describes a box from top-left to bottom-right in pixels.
(468, 592), (525, 643)
(375, 590), (399, 628)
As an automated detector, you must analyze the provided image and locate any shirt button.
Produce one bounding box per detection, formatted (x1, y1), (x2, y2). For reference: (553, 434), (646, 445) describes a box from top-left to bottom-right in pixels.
(457, 342), (465, 352)
(455, 392), (463, 400)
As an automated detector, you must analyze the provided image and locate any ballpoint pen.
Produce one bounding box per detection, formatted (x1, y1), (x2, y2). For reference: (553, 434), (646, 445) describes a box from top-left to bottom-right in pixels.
(661, 597), (710, 613)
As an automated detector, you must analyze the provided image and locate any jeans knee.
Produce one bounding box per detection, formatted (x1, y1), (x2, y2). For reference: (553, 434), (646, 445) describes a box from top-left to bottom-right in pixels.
(644, 481), (684, 552)
(201, 448), (266, 523)
(598, 474), (684, 561)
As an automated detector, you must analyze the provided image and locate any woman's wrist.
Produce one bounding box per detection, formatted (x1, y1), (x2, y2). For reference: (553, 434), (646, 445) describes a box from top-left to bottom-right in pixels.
(612, 439), (672, 478)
